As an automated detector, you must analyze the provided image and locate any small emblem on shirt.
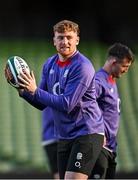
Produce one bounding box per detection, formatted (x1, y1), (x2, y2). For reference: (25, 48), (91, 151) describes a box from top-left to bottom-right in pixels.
(49, 69), (54, 74)
(110, 88), (114, 93)
(53, 82), (60, 95)
(63, 69), (69, 78)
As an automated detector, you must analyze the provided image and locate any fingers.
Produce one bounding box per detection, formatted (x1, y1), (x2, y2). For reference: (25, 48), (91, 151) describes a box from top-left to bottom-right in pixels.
(17, 70), (37, 94)
(17, 75), (30, 86)
(20, 71), (31, 81)
(19, 70), (35, 81)
(17, 70), (31, 87)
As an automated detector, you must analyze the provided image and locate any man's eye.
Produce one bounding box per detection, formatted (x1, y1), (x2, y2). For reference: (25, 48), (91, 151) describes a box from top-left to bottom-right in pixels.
(57, 36), (63, 40)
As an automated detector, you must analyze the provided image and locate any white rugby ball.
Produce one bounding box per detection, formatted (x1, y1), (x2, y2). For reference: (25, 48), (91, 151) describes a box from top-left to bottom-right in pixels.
(5, 56), (30, 88)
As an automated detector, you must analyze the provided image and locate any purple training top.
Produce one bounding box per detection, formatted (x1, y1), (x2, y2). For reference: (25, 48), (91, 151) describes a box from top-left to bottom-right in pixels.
(21, 51), (104, 140)
(95, 68), (121, 152)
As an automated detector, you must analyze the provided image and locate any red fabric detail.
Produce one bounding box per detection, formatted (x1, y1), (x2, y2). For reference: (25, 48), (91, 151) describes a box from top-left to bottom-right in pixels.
(107, 75), (116, 84)
(56, 59), (71, 67)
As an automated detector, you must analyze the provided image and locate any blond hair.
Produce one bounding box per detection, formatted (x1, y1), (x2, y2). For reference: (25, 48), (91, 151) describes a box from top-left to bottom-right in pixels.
(53, 20), (80, 36)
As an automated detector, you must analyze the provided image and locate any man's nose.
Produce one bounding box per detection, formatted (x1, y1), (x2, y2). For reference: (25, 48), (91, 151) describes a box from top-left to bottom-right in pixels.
(62, 37), (68, 44)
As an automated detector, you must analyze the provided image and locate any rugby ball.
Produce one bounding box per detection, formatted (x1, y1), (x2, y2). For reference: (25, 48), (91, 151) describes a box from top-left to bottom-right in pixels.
(5, 56), (30, 88)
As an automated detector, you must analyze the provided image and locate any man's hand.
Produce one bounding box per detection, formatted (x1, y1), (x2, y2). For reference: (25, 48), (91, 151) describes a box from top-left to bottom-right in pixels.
(18, 70), (37, 95)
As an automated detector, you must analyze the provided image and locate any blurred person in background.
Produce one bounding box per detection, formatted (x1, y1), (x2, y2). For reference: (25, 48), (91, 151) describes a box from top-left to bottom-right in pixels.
(42, 108), (59, 179)
(6, 20), (104, 179)
(90, 43), (134, 179)
(42, 107), (59, 179)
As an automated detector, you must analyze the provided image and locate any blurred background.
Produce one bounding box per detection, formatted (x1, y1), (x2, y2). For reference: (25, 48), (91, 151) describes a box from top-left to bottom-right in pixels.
(0, 0), (138, 178)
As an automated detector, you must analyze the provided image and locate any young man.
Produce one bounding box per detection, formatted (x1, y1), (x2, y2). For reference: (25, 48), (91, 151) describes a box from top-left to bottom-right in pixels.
(90, 43), (134, 179)
(8, 20), (104, 179)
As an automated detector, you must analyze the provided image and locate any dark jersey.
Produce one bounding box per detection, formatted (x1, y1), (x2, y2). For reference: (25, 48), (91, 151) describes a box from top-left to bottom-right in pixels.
(21, 51), (104, 140)
(42, 107), (57, 144)
(95, 68), (121, 152)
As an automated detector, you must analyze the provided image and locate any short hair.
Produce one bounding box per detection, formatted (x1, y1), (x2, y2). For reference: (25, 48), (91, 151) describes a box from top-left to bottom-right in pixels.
(53, 20), (80, 36)
(107, 43), (134, 63)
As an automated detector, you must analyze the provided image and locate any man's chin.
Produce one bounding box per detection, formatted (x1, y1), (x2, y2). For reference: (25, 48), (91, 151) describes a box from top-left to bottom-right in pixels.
(60, 52), (71, 57)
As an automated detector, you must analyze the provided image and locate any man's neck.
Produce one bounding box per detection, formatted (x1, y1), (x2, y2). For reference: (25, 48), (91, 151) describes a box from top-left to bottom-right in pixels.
(58, 50), (77, 62)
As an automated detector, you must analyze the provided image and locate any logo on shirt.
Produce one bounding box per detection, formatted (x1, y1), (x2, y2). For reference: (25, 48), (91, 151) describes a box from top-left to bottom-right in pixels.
(117, 98), (121, 113)
(53, 82), (60, 95)
(110, 88), (114, 93)
(63, 69), (69, 78)
(49, 69), (54, 74)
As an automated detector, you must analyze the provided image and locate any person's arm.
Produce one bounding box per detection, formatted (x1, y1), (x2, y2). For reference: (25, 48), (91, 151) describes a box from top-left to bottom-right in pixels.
(34, 62), (94, 113)
(18, 62), (48, 111)
(95, 76), (103, 99)
(18, 88), (45, 110)
(19, 62), (94, 113)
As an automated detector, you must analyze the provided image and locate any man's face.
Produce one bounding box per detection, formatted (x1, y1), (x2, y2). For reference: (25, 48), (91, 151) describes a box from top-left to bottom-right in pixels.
(53, 31), (79, 59)
(111, 58), (132, 78)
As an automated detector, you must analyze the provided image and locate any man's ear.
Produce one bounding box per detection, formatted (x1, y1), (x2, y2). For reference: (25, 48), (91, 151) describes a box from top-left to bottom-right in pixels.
(111, 58), (117, 65)
(76, 37), (80, 45)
